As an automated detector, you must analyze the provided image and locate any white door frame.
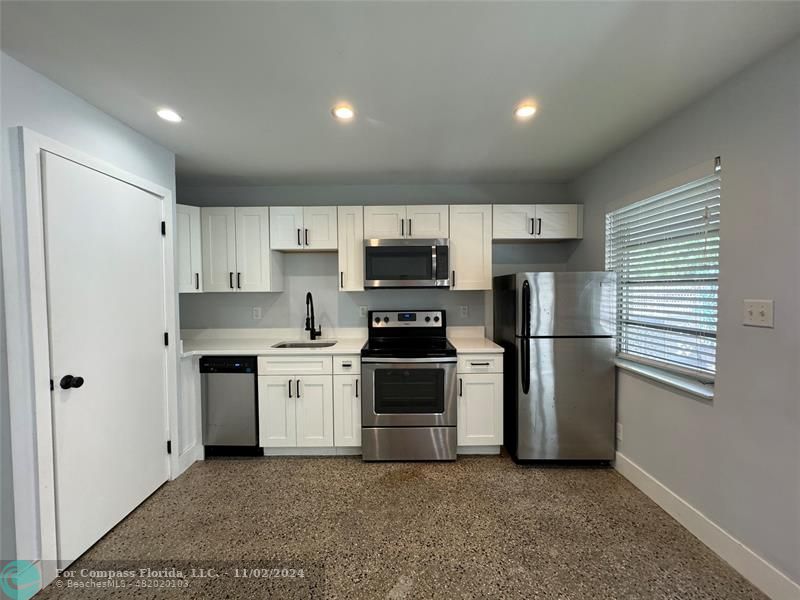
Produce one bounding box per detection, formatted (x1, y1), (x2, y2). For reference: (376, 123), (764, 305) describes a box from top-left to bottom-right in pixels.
(1, 127), (180, 587)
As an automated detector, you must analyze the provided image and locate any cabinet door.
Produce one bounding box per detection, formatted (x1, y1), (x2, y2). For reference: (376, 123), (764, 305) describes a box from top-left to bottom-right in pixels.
(201, 207), (237, 292)
(176, 204), (202, 293)
(295, 375), (334, 447)
(269, 206), (304, 250)
(337, 206), (364, 291)
(303, 206), (338, 250)
(406, 205), (449, 238)
(235, 207), (271, 292)
(492, 204), (536, 240)
(363, 205), (406, 239)
(457, 373), (503, 446)
(258, 376), (296, 447)
(450, 205), (492, 290)
(333, 375), (361, 447)
(535, 204), (581, 239)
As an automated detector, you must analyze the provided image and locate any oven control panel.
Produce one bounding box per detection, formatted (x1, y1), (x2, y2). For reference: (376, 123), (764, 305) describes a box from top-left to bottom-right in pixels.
(369, 310), (443, 328)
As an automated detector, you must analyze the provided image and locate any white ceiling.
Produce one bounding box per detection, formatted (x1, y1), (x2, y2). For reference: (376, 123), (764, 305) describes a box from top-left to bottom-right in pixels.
(3, 1), (800, 184)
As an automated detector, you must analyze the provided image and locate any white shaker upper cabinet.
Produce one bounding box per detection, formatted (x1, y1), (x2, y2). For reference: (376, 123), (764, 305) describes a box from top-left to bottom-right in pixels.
(492, 204), (537, 239)
(406, 205), (449, 238)
(176, 204), (202, 293)
(269, 206), (304, 250)
(450, 205), (492, 290)
(234, 207), (272, 292)
(201, 207), (237, 292)
(535, 204), (583, 239)
(303, 206), (338, 250)
(363, 205), (407, 239)
(337, 206), (364, 291)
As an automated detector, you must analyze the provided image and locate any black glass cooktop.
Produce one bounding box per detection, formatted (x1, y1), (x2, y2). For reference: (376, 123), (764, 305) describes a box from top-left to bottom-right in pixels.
(361, 337), (457, 359)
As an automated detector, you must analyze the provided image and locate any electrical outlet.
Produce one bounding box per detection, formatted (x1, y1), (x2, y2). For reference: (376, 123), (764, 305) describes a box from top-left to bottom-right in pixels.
(459, 305), (468, 318)
(743, 299), (774, 328)
(359, 306), (368, 318)
(616, 423), (623, 442)
(252, 306), (262, 320)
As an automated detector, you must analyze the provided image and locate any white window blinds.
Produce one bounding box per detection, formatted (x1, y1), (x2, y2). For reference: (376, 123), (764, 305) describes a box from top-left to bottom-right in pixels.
(605, 166), (721, 379)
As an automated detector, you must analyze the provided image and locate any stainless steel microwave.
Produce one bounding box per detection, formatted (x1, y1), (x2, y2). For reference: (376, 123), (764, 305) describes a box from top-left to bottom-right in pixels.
(364, 239), (450, 288)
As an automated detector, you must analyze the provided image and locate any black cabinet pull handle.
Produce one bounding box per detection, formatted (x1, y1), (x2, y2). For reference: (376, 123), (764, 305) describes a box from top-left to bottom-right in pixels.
(342, 361), (352, 368)
(60, 375), (84, 390)
(288, 379), (292, 398)
(459, 378), (463, 397)
(529, 217), (535, 235)
(195, 273), (199, 290)
(401, 219), (404, 237)
(408, 218), (412, 237)
(470, 362), (491, 366)
(229, 272), (234, 289)
(452, 270), (456, 287)
(304, 228), (309, 246)
(237, 272), (241, 289)
(355, 378), (359, 398)
(537, 218), (543, 235)
(297, 228), (301, 246)
(340, 272), (344, 288)
(296, 379), (301, 397)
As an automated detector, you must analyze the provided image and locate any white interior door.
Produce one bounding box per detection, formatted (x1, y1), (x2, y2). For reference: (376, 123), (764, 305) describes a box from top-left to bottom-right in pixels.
(269, 206), (304, 250)
(234, 206), (270, 292)
(295, 375), (333, 447)
(406, 205), (449, 238)
(201, 207), (237, 291)
(176, 204), (201, 292)
(42, 152), (168, 566)
(303, 206), (338, 250)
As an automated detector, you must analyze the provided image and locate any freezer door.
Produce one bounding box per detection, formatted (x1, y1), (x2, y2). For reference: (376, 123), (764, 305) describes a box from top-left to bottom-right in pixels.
(515, 272), (616, 337)
(516, 337), (615, 460)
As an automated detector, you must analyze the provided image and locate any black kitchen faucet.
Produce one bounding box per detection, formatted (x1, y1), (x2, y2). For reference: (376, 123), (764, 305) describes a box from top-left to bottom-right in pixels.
(305, 292), (322, 340)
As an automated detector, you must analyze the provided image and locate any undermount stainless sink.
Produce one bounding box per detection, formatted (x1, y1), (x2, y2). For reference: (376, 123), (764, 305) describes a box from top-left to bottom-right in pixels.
(271, 340), (337, 349)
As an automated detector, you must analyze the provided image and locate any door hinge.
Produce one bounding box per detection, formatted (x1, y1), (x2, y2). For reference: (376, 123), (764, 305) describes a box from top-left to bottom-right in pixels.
(164, 332), (169, 346)
(166, 440), (172, 454)
(161, 221), (166, 236)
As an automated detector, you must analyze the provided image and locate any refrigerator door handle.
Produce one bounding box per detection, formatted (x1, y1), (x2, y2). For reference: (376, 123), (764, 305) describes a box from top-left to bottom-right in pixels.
(521, 338), (530, 394)
(521, 279), (531, 337)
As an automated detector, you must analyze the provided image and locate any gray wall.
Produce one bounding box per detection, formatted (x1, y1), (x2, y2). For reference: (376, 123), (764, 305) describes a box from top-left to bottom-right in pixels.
(178, 183), (578, 330)
(568, 38), (800, 584)
(0, 52), (176, 563)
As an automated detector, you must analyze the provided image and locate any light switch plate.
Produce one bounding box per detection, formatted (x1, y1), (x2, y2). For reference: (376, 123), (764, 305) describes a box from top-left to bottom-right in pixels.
(359, 306), (368, 318)
(459, 305), (468, 318)
(743, 299), (774, 328)
(252, 306), (263, 320)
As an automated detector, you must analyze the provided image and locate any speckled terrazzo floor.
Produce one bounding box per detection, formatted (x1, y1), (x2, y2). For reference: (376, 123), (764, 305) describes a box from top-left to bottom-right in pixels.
(40, 455), (766, 599)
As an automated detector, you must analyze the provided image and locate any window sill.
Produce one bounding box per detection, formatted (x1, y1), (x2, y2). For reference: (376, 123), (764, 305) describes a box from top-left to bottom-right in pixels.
(614, 358), (715, 400)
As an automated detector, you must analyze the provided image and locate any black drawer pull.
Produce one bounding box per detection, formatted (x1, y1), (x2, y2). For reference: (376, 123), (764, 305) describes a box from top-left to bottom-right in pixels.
(459, 378), (463, 397)
(229, 271), (234, 289)
(195, 273), (199, 290)
(288, 379), (292, 398)
(355, 378), (359, 398)
(470, 362), (491, 366)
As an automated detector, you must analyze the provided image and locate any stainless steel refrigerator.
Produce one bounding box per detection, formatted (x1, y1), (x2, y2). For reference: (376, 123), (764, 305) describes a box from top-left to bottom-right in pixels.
(493, 272), (617, 461)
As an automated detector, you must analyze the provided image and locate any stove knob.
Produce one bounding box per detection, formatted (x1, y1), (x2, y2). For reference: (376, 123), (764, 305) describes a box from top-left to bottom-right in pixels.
(425, 316), (431, 322)
(374, 317), (381, 324)
(384, 316), (390, 323)
(433, 316), (440, 322)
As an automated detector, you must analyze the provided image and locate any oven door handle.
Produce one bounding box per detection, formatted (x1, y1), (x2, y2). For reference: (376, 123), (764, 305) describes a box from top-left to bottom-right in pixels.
(361, 357), (457, 364)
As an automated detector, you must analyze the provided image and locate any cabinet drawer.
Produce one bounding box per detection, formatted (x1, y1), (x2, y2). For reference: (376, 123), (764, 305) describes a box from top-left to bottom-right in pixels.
(457, 354), (503, 373)
(333, 355), (361, 375)
(258, 355), (332, 375)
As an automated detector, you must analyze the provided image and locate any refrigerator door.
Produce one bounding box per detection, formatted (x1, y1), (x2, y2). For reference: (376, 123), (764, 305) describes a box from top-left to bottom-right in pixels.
(515, 272), (616, 338)
(515, 336), (615, 460)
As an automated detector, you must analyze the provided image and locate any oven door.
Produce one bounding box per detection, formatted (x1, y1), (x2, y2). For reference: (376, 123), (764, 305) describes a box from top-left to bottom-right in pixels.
(362, 358), (457, 427)
(364, 239), (449, 288)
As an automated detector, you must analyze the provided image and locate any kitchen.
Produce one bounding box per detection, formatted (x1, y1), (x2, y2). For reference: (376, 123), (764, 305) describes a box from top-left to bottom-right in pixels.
(2, 2), (799, 599)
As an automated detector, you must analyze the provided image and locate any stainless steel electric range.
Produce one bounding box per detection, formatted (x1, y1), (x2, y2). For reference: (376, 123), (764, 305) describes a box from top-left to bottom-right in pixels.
(361, 310), (457, 461)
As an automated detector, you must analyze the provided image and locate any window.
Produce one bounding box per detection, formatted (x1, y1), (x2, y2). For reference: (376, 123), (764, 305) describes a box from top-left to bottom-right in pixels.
(605, 164), (721, 379)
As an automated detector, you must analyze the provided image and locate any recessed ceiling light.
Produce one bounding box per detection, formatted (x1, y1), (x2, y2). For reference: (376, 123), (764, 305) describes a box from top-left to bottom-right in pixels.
(331, 103), (355, 121)
(514, 102), (537, 120)
(157, 108), (182, 123)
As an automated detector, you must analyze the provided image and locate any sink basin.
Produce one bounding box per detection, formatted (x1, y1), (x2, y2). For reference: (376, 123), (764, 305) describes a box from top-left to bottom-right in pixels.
(272, 340), (337, 349)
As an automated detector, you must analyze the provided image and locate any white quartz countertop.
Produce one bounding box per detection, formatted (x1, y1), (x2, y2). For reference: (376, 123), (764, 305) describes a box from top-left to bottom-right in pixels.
(180, 327), (502, 358)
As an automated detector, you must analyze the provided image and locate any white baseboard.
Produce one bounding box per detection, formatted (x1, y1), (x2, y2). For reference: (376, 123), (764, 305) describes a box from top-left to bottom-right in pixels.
(615, 452), (799, 600)
(457, 445), (501, 455)
(263, 447), (361, 457)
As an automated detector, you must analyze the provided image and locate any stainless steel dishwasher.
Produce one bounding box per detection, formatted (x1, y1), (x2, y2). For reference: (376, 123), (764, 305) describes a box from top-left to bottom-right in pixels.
(201, 356), (258, 450)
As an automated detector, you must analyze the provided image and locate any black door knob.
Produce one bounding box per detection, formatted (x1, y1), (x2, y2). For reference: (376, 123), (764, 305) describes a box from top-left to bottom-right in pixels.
(60, 375), (84, 389)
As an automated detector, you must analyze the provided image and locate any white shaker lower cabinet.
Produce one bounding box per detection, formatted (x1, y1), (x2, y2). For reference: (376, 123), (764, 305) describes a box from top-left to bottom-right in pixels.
(258, 375), (297, 447)
(295, 375), (334, 447)
(457, 354), (504, 449)
(258, 375), (334, 448)
(337, 206), (364, 291)
(449, 204), (492, 290)
(333, 374), (361, 447)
